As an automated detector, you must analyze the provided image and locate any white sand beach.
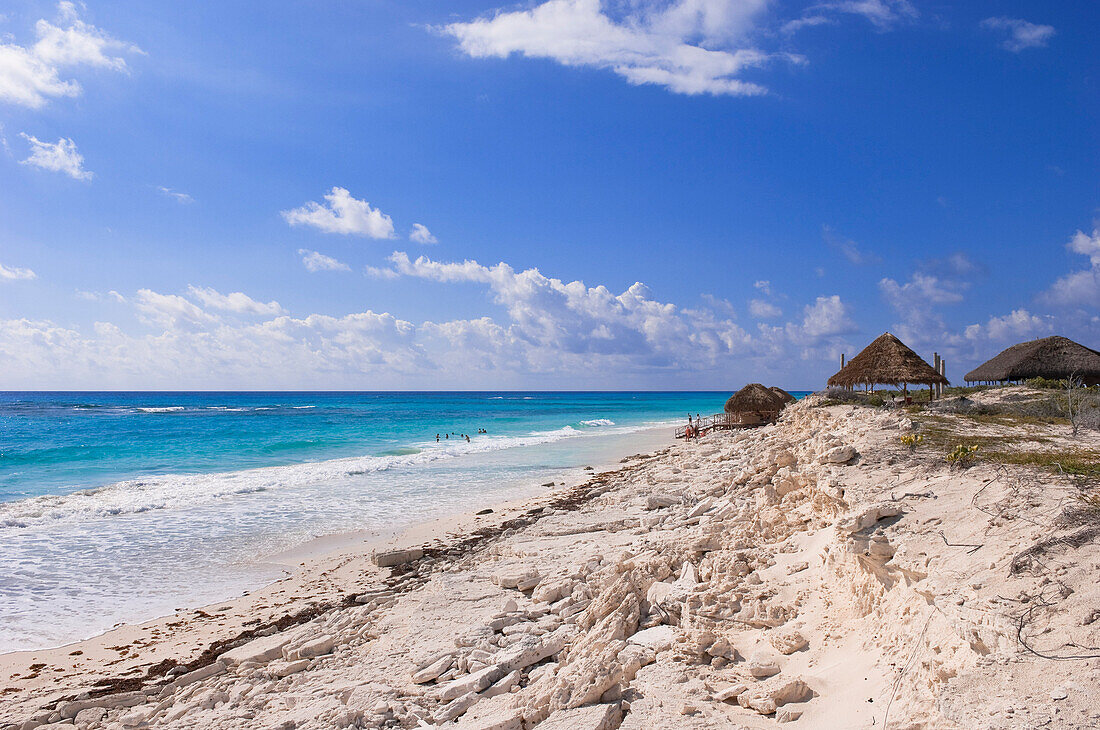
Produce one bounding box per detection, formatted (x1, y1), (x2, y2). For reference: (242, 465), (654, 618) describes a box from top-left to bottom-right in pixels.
(3, 390), (1099, 729)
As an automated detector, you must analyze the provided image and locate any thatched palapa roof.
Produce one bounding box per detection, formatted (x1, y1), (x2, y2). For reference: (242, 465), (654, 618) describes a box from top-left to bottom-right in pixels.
(827, 332), (948, 388)
(964, 336), (1100, 384)
(769, 386), (797, 405)
(725, 383), (786, 414)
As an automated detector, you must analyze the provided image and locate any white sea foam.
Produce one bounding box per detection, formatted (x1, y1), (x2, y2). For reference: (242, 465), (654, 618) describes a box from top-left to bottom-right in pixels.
(0, 420), (661, 531)
(580, 419), (615, 427)
(135, 406), (185, 413)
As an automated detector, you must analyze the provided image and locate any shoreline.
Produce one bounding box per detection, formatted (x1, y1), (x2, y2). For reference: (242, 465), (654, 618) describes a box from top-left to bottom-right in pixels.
(0, 425), (675, 665)
(0, 421), (677, 657)
(4, 391), (1096, 728)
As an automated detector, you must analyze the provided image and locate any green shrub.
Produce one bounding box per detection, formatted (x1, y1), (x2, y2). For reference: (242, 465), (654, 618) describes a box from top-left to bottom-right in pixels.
(868, 395), (884, 407)
(946, 444), (980, 468)
(1025, 376), (1067, 390)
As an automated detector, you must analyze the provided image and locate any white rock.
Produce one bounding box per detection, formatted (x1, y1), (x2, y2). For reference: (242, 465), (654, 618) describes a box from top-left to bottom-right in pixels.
(770, 629), (808, 655)
(293, 634), (334, 659)
(438, 665), (506, 701)
(748, 651), (780, 678)
(220, 633), (292, 666)
(537, 703), (622, 730)
(483, 669), (522, 698)
(645, 494), (680, 510)
(713, 684), (748, 702)
(836, 503), (902, 534)
(492, 569), (541, 592)
(627, 625), (677, 652)
(821, 445), (858, 464)
(412, 654), (453, 684)
(435, 691), (481, 723)
(371, 547), (423, 568)
(274, 658), (310, 677)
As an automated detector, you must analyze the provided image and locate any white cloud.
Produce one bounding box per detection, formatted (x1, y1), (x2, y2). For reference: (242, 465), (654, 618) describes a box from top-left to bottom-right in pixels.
(132, 289), (217, 329)
(964, 309), (1049, 342)
(186, 286), (285, 316)
(700, 293), (735, 316)
(879, 272), (966, 309)
(157, 186), (194, 204)
(0, 261), (36, 280)
(364, 264), (399, 280)
(442, 0), (784, 97)
(0, 252), (865, 388)
(0, 2), (140, 109)
(981, 17), (1055, 52)
(1043, 228), (1100, 308)
(785, 0), (914, 34)
(749, 298), (782, 319)
(1067, 228), (1100, 266)
(19, 133), (92, 179)
(753, 279), (772, 295)
(823, 225), (879, 265)
(298, 248), (351, 273)
(282, 187), (395, 238)
(410, 223), (438, 244)
(814, 0), (917, 29)
(793, 295), (854, 339)
(781, 15), (832, 34)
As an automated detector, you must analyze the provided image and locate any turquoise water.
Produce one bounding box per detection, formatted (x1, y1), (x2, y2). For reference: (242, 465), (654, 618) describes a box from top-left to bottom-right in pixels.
(0, 391), (804, 651)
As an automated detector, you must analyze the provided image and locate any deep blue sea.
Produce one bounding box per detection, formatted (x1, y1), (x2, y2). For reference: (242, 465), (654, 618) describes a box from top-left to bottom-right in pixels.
(0, 391), (805, 651)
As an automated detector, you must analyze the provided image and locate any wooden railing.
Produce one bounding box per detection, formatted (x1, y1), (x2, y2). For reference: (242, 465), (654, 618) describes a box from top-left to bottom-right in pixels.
(675, 412), (754, 438)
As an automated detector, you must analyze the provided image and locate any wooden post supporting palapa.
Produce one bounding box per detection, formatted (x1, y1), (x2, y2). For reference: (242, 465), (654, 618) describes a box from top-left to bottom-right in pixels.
(932, 352), (940, 401)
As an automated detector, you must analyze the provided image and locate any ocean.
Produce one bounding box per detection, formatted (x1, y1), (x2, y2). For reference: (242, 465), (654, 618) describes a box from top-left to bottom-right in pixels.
(0, 391), (805, 652)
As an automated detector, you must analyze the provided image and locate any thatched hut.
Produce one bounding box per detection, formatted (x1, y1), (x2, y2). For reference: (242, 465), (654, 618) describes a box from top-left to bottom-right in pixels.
(964, 335), (1100, 386)
(827, 332), (948, 393)
(769, 386), (797, 405)
(725, 383), (786, 425)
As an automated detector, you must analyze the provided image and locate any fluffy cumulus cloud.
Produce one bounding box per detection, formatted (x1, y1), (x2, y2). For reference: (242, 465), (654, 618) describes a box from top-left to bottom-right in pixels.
(981, 17), (1055, 52)
(298, 249), (351, 273)
(1043, 228), (1100, 308)
(186, 286), (285, 316)
(0, 2), (141, 108)
(749, 298), (782, 319)
(879, 272), (967, 309)
(964, 309), (1049, 343)
(282, 187), (396, 238)
(0, 256), (859, 388)
(409, 223), (438, 244)
(132, 289), (218, 329)
(442, 0), (785, 97)
(19, 133), (91, 179)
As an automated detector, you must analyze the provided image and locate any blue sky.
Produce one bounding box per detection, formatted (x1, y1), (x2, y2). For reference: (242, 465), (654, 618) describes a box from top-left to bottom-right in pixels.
(0, 0), (1097, 389)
